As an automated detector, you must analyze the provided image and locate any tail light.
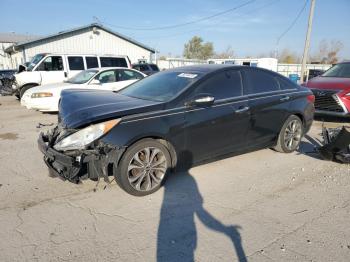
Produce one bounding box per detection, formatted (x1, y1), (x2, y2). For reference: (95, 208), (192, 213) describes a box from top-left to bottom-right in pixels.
(307, 94), (315, 103)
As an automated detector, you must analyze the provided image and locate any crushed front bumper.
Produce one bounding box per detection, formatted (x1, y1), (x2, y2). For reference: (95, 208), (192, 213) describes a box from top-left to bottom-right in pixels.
(38, 131), (125, 183)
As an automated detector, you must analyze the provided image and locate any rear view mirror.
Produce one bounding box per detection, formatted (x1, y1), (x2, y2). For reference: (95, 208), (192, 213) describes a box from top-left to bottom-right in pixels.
(18, 64), (27, 73)
(186, 95), (215, 107)
(90, 79), (101, 85)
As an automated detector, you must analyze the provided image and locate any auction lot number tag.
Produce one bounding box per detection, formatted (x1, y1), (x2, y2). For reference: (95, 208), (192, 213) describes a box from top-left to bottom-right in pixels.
(178, 73), (198, 79)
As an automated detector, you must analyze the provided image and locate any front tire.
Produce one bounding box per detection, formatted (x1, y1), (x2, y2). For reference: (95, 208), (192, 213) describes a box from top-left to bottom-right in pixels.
(115, 139), (172, 196)
(19, 84), (37, 99)
(274, 115), (303, 153)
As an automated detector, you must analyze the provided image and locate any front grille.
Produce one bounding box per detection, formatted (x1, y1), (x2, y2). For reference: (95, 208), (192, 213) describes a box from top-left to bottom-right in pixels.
(311, 89), (344, 113)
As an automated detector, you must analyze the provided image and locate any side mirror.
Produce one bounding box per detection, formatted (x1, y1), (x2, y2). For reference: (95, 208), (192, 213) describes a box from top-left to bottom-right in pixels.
(185, 95), (215, 107)
(90, 79), (101, 85)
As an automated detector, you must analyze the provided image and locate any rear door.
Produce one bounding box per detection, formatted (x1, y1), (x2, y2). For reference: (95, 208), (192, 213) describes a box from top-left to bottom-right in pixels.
(184, 69), (250, 161)
(242, 68), (293, 147)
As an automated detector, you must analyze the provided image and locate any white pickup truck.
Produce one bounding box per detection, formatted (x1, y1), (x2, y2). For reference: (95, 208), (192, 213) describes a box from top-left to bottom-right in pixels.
(13, 53), (132, 98)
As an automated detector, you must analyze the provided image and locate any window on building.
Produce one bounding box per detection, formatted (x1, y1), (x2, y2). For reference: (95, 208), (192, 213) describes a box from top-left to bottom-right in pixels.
(68, 56), (84, 70)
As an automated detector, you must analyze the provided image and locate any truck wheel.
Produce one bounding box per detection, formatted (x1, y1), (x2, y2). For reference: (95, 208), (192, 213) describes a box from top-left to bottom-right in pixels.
(274, 115), (303, 153)
(115, 139), (171, 196)
(20, 84), (37, 99)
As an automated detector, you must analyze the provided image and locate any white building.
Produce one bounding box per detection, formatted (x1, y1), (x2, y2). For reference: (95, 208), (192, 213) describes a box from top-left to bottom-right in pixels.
(207, 58), (278, 72)
(5, 23), (155, 69)
(0, 33), (37, 69)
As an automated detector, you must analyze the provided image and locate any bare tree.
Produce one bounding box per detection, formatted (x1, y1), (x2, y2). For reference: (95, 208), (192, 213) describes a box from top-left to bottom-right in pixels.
(278, 48), (300, 64)
(213, 46), (235, 59)
(311, 39), (344, 64)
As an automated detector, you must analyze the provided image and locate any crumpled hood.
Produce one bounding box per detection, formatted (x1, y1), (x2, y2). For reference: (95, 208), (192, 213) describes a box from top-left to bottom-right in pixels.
(304, 76), (350, 91)
(59, 89), (163, 128)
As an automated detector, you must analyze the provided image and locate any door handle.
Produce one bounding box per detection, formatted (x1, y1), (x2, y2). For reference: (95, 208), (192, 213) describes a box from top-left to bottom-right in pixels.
(280, 96), (290, 102)
(234, 106), (249, 113)
(64, 72), (68, 77)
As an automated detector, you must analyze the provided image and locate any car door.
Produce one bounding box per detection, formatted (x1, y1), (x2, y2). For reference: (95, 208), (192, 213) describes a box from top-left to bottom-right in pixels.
(242, 68), (292, 147)
(35, 56), (66, 85)
(113, 69), (144, 91)
(184, 69), (250, 161)
(89, 69), (118, 90)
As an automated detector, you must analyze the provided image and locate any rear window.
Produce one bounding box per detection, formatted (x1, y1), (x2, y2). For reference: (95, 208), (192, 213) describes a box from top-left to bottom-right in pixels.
(100, 57), (127, 68)
(86, 57), (98, 69)
(68, 56), (84, 70)
(243, 69), (280, 95)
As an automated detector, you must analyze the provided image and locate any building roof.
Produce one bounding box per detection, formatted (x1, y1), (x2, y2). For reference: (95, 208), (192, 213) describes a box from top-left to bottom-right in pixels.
(5, 23), (155, 53)
(0, 33), (39, 43)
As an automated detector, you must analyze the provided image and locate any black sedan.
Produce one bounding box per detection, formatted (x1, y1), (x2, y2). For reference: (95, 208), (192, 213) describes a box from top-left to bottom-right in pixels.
(38, 65), (315, 196)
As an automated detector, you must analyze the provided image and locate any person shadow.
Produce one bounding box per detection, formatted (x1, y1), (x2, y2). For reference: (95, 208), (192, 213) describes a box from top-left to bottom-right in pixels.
(157, 153), (247, 262)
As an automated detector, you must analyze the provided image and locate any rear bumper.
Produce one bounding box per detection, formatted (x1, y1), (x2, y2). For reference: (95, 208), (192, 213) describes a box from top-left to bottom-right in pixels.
(38, 131), (125, 183)
(314, 110), (350, 118)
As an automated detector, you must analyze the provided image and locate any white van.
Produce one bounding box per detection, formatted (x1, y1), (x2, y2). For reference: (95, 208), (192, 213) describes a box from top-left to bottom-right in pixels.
(13, 53), (132, 98)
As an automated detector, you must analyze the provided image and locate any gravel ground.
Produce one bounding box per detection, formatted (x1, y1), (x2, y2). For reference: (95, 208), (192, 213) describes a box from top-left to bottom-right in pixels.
(0, 96), (349, 262)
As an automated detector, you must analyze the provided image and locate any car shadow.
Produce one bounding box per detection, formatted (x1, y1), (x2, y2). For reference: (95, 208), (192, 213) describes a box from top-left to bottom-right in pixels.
(157, 153), (247, 262)
(297, 134), (323, 160)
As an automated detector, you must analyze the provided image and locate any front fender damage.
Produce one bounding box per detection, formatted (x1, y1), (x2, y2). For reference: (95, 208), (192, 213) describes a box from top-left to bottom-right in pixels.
(39, 131), (126, 184)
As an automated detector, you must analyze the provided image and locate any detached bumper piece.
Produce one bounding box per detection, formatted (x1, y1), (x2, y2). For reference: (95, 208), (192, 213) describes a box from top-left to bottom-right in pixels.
(318, 126), (350, 163)
(38, 131), (125, 183)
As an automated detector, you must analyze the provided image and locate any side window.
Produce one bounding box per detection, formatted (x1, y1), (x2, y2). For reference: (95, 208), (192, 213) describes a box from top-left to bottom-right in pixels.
(68, 56), (84, 70)
(86, 57), (98, 69)
(132, 65), (141, 71)
(276, 76), (297, 90)
(139, 65), (149, 71)
(96, 70), (117, 84)
(243, 69), (280, 95)
(100, 57), (127, 68)
(194, 70), (242, 100)
(36, 56), (63, 71)
(118, 70), (144, 81)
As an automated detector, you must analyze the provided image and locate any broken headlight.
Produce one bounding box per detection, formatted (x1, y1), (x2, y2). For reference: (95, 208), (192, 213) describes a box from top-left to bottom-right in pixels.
(53, 119), (121, 151)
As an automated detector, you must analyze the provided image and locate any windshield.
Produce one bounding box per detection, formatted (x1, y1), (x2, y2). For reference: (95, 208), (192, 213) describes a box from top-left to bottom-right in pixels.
(66, 70), (98, 84)
(27, 54), (45, 71)
(322, 63), (350, 78)
(119, 71), (202, 102)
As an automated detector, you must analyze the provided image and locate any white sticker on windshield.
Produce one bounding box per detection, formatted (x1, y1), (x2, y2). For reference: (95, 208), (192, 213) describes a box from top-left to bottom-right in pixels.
(177, 73), (198, 79)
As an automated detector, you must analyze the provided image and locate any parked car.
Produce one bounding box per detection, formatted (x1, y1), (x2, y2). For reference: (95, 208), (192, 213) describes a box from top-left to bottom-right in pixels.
(0, 70), (17, 96)
(13, 53), (132, 98)
(302, 62), (350, 117)
(132, 63), (159, 75)
(21, 67), (145, 112)
(303, 69), (324, 82)
(38, 65), (315, 196)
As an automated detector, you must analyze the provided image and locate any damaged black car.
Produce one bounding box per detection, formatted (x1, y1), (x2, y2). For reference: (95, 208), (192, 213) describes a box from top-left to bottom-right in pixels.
(38, 65), (315, 196)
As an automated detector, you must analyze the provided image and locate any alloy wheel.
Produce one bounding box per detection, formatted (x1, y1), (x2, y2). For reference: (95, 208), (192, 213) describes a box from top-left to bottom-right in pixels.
(284, 119), (302, 150)
(127, 147), (167, 192)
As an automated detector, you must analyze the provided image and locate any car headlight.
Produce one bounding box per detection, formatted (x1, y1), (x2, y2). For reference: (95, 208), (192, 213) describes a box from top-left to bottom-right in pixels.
(31, 92), (53, 98)
(53, 119), (121, 151)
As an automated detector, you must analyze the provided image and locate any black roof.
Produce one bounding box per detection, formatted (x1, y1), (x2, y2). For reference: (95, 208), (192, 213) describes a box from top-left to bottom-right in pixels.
(167, 64), (242, 73)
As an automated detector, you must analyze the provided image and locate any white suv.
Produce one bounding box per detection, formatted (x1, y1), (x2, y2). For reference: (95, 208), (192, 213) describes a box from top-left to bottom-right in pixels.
(13, 53), (132, 98)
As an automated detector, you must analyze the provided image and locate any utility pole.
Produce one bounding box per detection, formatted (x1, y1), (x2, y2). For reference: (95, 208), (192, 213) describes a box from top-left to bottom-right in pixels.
(300, 0), (316, 83)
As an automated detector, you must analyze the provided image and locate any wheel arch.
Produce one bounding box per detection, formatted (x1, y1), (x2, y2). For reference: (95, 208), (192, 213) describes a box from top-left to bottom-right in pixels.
(119, 135), (178, 169)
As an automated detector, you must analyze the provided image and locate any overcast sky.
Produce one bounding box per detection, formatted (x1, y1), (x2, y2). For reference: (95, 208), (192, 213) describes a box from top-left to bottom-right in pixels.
(1, 0), (349, 59)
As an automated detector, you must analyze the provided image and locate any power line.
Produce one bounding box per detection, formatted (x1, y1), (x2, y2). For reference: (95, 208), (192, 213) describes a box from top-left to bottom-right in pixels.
(276, 0), (309, 45)
(129, 0), (282, 41)
(101, 0), (256, 31)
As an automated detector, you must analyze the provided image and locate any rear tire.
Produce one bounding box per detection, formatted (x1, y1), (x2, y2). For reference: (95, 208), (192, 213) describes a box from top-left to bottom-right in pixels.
(19, 84), (37, 99)
(115, 139), (172, 196)
(274, 115), (303, 153)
